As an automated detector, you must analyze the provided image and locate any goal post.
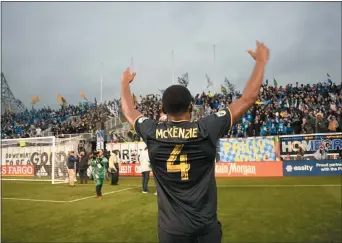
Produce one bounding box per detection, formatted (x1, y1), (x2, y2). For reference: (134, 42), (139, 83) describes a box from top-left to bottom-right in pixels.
(1, 136), (80, 184)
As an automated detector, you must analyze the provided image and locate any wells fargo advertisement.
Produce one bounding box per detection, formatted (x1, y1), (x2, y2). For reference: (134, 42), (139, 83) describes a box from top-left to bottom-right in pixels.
(1, 165), (35, 177)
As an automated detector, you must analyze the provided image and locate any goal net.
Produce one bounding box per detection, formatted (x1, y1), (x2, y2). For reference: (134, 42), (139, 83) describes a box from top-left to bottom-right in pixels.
(1, 136), (81, 184)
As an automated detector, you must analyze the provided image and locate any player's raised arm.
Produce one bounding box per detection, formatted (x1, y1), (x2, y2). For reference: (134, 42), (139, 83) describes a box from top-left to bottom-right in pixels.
(229, 41), (270, 124)
(120, 67), (143, 126)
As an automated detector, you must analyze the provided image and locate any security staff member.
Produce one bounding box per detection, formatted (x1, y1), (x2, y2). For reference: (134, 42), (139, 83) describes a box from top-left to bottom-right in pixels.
(109, 150), (120, 185)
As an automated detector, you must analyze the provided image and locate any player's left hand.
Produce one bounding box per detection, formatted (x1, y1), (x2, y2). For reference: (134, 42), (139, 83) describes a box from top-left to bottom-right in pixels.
(121, 67), (136, 85)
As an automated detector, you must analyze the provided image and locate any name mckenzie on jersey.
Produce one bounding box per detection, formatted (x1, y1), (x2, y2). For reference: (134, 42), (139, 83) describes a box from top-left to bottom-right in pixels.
(156, 127), (198, 139)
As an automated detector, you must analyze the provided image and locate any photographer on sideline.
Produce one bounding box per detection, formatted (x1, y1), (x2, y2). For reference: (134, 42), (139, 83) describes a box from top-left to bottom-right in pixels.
(90, 149), (108, 199)
(67, 151), (76, 187)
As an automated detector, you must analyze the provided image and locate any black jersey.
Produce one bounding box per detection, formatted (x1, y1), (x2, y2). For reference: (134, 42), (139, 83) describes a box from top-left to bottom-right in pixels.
(134, 108), (232, 236)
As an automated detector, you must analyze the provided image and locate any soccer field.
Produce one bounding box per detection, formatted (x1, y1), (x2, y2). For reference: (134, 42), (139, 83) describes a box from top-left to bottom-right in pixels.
(1, 176), (341, 243)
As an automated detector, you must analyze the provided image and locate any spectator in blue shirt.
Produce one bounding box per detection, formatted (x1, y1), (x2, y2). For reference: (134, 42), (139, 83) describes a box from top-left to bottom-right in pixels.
(286, 122), (294, 135)
(260, 122), (268, 136)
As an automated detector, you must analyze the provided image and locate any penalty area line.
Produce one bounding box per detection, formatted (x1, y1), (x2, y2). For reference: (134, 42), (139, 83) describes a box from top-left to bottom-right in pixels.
(68, 186), (140, 203)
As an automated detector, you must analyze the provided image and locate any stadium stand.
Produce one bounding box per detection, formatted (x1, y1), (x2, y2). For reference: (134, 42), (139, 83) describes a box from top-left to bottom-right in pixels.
(1, 80), (341, 140)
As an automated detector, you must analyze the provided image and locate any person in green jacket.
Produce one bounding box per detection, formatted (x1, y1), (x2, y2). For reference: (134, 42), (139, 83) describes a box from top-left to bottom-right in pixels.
(90, 149), (108, 199)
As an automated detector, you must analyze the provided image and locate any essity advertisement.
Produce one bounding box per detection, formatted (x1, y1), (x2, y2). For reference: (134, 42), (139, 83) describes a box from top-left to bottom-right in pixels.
(283, 160), (342, 176)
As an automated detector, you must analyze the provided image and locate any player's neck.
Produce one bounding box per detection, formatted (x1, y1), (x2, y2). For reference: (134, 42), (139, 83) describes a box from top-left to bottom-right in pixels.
(167, 113), (191, 122)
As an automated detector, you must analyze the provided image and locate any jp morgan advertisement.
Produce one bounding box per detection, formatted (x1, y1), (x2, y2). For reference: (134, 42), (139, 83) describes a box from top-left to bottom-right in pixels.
(279, 133), (342, 160)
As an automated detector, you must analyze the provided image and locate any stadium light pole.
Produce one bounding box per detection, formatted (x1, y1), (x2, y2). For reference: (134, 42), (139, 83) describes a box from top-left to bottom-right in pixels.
(172, 50), (175, 85)
(213, 44), (216, 91)
(100, 60), (103, 103)
(131, 56), (134, 72)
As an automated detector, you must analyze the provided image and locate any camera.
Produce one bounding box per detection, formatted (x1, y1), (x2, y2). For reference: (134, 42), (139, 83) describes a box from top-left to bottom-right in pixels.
(93, 151), (99, 159)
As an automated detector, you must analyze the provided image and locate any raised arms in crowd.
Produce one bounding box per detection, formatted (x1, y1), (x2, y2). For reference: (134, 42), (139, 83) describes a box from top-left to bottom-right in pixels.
(121, 41), (270, 127)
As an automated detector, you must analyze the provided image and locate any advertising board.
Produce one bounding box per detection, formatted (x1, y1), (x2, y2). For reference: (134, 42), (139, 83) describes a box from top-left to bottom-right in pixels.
(118, 162), (283, 177)
(283, 160), (342, 176)
(1, 165), (35, 177)
(215, 162), (283, 177)
(279, 133), (342, 160)
(1, 145), (73, 177)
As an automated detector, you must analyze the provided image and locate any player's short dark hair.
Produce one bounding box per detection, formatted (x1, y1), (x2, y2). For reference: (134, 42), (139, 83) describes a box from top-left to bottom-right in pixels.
(162, 85), (192, 115)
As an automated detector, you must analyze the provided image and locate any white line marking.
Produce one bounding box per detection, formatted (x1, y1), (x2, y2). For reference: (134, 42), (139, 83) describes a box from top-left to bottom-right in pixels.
(121, 184), (342, 187)
(68, 186), (139, 203)
(216, 184), (342, 187)
(2, 197), (67, 203)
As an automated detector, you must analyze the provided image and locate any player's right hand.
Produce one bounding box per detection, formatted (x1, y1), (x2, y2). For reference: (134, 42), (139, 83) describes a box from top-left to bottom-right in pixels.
(247, 41), (270, 64)
(121, 67), (136, 85)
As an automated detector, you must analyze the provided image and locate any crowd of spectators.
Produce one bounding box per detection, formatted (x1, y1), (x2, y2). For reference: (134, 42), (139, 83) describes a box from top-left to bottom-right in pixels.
(2, 80), (341, 140)
(132, 80), (342, 138)
(1, 101), (117, 139)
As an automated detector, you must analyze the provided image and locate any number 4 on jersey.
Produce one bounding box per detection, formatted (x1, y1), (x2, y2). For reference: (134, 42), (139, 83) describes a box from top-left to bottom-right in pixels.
(166, 145), (190, 181)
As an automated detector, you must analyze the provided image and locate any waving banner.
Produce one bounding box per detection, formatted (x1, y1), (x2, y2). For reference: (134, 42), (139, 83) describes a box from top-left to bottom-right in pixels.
(219, 137), (277, 162)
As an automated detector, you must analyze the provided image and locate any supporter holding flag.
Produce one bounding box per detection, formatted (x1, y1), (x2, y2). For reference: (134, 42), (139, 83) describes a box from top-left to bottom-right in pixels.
(327, 73), (333, 85)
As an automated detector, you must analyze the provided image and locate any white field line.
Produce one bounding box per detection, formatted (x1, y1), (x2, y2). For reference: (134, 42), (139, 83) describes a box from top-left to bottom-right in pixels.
(68, 186), (139, 203)
(2, 197), (67, 203)
(2, 186), (140, 204)
(120, 184), (342, 187)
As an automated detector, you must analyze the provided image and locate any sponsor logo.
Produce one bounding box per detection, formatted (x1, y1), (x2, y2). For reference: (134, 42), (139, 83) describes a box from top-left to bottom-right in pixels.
(215, 110), (226, 117)
(1, 165), (35, 176)
(228, 163), (256, 176)
(215, 162), (283, 177)
(285, 165), (293, 172)
(290, 165), (313, 172)
(36, 166), (48, 177)
(138, 117), (148, 124)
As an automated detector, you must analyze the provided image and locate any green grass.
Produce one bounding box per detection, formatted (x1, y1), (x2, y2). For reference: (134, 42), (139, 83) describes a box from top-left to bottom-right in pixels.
(1, 176), (341, 243)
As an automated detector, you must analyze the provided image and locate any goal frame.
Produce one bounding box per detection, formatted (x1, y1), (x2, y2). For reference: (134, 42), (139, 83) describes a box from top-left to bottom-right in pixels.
(1, 136), (75, 184)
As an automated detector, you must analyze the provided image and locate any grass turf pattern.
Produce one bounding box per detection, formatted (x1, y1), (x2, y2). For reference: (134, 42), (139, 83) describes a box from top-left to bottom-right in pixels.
(1, 176), (341, 242)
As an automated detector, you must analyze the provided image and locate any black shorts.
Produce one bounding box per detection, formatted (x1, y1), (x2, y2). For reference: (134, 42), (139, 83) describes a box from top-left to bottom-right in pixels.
(158, 221), (222, 243)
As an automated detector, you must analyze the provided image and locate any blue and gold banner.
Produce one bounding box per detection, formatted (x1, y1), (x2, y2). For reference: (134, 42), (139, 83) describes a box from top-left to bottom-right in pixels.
(219, 137), (277, 162)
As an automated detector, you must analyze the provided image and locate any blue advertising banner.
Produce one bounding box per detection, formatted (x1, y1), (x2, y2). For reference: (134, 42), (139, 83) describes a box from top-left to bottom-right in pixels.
(219, 137), (277, 162)
(283, 160), (342, 176)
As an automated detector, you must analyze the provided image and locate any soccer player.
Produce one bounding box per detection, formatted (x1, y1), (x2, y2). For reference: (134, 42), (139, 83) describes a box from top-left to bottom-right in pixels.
(121, 41), (269, 243)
